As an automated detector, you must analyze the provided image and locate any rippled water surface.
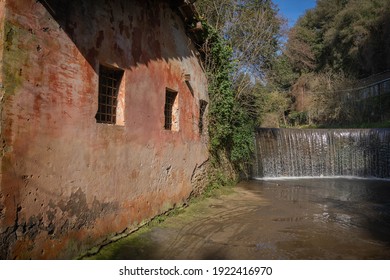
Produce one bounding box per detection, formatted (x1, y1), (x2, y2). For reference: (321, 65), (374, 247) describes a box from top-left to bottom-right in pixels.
(241, 178), (390, 259)
(89, 178), (390, 260)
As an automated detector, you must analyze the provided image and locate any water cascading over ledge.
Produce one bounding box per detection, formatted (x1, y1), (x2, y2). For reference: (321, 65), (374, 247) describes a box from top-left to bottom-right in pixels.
(253, 128), (390, 179)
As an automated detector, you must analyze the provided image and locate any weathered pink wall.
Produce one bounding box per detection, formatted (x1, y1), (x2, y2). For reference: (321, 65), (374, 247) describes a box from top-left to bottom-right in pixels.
(0, 0), (6, 259)
(0, 0), (209, 259)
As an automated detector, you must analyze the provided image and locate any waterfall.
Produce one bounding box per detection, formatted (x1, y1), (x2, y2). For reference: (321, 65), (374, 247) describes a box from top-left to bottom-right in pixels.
(253, 128), (390, 179)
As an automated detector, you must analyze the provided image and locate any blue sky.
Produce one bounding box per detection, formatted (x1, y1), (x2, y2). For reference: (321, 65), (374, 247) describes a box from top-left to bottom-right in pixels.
(273, 0), (317, 27)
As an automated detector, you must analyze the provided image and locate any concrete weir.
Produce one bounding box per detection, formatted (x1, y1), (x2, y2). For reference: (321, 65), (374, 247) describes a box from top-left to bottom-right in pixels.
(253, 128), (390, 179)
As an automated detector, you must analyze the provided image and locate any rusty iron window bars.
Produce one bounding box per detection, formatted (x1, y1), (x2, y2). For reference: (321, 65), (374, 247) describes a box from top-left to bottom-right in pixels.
(95, 65), (124, 124)
(164, 89), (178, 130)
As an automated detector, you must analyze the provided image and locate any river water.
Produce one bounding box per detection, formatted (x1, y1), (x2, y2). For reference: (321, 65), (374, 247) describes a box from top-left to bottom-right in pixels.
(87, 178), (390, 260)
(240, 178), (390, 259)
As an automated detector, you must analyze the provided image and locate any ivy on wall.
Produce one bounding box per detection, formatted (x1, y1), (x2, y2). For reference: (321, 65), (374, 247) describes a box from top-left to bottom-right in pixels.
(200, 20), (255, 173)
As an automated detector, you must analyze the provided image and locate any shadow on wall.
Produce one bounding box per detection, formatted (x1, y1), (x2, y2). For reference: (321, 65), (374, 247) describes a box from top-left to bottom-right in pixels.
(39, 0), (198, 73)
(0, 0), (204, 260)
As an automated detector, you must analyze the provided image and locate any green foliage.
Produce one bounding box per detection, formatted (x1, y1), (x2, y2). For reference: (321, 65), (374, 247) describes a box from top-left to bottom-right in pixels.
(201, 21), (255, 170)
(269, 54), (299, 90)
(200, 170), (236, 199)
(197, 0), (282, 80)
(288, 111), (308, 127)
(279, 0), (390, 128)
(202, 21), (234, 150)
(230, 107), (254, 165)
(285, 0), (390, 77)
(197, 1), (288, 168)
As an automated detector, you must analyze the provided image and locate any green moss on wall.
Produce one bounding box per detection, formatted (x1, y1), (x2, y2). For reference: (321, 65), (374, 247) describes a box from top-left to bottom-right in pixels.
(3, 21), (33, 97)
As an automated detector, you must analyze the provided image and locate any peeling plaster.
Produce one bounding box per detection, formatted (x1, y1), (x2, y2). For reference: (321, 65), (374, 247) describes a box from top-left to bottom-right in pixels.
(0, 0), (209, 259)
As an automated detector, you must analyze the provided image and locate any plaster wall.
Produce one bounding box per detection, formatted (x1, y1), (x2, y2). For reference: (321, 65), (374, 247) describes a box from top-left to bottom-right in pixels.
(0, 0), (209, 259)
(0, 0), (6, 251)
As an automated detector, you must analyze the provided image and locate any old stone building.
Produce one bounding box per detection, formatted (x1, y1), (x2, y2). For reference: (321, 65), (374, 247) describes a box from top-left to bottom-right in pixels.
(0, 0), (209, 259)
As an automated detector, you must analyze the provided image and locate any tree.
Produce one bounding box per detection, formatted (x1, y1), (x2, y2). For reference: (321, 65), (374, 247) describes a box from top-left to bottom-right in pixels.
(196, 0), (285, 170)
(285, 0), (390, 77)
(281, 0), (390, 127)
(197, 0), (283, 82)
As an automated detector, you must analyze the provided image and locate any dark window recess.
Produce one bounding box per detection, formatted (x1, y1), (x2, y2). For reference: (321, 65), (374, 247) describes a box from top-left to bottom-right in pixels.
(184, 74), (194, 96)
(95, 65), (124, 124)
(199, 99), (208, 134)
(164, 89), (178, 130)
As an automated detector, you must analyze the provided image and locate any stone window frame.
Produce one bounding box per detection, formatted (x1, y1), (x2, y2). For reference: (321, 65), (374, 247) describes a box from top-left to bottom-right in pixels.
(95, 64), (125, 125)
(164, 88), (179, 131)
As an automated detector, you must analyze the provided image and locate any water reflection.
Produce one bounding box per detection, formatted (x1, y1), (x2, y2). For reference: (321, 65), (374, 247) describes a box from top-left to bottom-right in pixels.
(88, 178), (390, 260)
(252, 178), (390, 252)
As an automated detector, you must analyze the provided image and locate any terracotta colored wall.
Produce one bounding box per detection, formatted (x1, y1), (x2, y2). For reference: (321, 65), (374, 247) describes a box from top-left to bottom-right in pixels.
(0, 0), (6, 258)
(0, 0), (209, 259)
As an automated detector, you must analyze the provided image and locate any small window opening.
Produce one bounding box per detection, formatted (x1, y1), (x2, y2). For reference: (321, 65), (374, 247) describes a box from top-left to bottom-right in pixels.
(184, 73), (194, 96)
(95, 65), (124, 124)
(164, 89), (178, 130)
(199, 99), (208, 134)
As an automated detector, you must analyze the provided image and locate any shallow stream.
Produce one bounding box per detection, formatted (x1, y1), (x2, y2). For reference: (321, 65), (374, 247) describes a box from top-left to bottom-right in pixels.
(88, 178), (390, 259)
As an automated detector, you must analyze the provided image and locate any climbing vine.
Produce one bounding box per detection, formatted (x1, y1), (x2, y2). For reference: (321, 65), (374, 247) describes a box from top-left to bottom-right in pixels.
(200, 20), (255, 173)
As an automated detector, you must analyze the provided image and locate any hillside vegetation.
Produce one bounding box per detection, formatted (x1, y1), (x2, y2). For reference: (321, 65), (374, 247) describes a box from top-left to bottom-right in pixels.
(272, 0), (390, 127)
(196, 0), (390, 180)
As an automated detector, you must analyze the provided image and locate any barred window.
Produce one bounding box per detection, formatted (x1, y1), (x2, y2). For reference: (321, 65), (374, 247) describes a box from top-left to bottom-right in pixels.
(95, 65), (124, 124)
(164, 89), (178, 131)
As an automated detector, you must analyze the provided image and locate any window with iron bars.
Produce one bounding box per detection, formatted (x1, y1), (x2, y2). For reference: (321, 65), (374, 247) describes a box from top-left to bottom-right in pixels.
(95, 65), (124, 124)
(164, 89), (178, 130)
